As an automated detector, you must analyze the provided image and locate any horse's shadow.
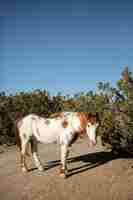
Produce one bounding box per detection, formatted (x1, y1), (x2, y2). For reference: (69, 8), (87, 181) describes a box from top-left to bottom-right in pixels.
(67, 151), (118, 177)
(29, 151), (133, 177)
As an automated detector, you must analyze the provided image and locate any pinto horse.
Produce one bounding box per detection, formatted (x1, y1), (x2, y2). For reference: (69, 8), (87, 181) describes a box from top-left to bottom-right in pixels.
(16, 112), (99, 177)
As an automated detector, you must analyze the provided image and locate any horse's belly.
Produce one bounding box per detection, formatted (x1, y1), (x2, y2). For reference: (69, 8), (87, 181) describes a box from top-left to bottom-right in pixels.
(36, 127), (60, 144)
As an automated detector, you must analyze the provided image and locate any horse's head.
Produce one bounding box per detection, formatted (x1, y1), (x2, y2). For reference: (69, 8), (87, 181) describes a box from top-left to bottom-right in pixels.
(77, 112), (99, 146)
(86, 113), (99, 146)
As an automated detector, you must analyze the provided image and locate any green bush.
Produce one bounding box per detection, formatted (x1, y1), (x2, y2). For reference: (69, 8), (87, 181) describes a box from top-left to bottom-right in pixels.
(99, 67), (133, 155)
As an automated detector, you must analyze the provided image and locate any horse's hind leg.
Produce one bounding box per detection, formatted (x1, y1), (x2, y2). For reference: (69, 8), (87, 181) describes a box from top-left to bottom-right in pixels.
(31, 138), (43, 171)
(20, 137), (29, 172)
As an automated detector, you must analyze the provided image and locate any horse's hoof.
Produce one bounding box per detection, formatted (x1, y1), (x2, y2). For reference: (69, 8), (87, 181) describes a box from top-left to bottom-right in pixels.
(59, 173), (66, 178)
(38, 166), (44, 171)
(22, 167), (28, 173)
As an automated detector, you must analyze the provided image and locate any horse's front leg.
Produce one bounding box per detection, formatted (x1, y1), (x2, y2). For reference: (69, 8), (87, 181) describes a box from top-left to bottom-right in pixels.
(31, 138), (44, 171)
(60, 144), (68, 178)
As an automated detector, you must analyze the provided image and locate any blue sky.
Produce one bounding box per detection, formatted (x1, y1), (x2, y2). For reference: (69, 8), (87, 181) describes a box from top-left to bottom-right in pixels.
(0, 0), (133, 95)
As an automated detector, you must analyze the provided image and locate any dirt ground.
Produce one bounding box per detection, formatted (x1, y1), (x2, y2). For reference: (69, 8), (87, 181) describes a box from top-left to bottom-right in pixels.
(0, 140), (133, 200)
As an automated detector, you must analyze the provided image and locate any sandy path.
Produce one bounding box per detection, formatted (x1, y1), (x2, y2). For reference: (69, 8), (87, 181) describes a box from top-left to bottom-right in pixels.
(0, 140), (133, 200)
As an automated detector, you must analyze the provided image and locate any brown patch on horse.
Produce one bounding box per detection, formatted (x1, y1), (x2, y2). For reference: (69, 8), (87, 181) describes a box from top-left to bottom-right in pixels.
(15, 119), (22, 151)
(31, 116), (37, 121)
(50, 112), (64, 119)
(76, 112), (98, 136)
(59, 165), (66, 177)
(62, 120), (68, 128)
(45, 119), (51, 125)
(88, 113), (98, 125)
(76, 112), (88, 135)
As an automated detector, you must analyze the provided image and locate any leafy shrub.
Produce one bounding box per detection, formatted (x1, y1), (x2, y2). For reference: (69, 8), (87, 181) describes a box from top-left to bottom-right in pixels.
(99, 67), (133, 155)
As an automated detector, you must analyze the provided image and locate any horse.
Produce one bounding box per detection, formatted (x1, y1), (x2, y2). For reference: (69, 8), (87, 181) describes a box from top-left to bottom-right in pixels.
(16, 112), (99, 178)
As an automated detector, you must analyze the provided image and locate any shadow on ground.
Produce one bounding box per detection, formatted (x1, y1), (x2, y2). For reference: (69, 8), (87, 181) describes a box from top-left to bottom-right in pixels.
(67, 151), (118, 177)
(28, 151), (133, 177)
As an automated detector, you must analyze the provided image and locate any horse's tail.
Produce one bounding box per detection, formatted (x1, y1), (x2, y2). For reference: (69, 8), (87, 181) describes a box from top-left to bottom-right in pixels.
(15, 113), (31, 156)
(15, 113), (23, 151)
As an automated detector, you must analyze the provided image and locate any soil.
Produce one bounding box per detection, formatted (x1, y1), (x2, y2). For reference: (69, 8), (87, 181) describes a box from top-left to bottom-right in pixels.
(0, 140), (133, 200)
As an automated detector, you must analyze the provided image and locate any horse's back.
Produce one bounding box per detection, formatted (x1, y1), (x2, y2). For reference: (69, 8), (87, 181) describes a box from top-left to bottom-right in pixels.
(17, 112), (80, 144)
